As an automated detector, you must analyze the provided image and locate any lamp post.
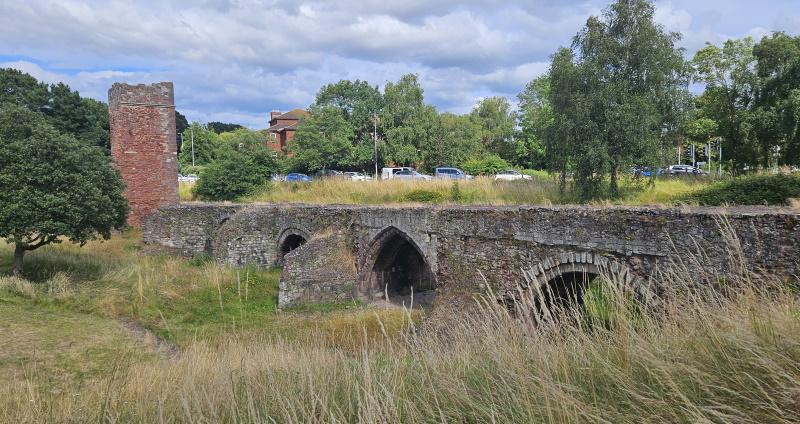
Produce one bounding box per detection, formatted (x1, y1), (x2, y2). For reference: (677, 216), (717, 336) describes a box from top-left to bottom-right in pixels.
(191, 126), (195, 168)
(373, 112), (378, 179)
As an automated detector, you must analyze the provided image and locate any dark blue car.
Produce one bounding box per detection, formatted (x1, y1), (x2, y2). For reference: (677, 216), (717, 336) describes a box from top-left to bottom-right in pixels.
(285, 173), (312, 182)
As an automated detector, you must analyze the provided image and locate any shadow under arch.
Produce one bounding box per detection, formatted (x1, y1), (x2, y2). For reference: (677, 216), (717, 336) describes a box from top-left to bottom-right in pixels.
(521, 254), (653, 316)
(359, 226), (436, 300)
(275, 227), (311, 266)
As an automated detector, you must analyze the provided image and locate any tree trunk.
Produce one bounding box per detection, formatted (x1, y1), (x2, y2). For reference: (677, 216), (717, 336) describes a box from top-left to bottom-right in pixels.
(13, 245), (25, 278)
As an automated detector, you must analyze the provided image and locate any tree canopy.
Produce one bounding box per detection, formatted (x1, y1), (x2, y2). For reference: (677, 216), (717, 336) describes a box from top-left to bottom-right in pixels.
(544, 0), (691, 199)
(0, 68), (110, 149)
(0, 105), (128, 276)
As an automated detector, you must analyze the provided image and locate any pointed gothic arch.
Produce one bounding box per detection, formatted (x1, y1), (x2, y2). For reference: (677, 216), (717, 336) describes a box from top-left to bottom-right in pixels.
(359, 226), (435, 299)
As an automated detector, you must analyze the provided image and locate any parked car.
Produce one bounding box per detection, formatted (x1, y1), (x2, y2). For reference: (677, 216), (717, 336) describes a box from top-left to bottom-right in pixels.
(494, 170), (532, 181)
(434, 167), (473, 180)
(668, 165), (709, 176)
(381, 167), (414, 180)
(343, 172), (371, 181)
(178, 174), (198, 183)
(285, 173), (312, 181)
(314, 169), (345, 179)
(394, 169), (433, 181)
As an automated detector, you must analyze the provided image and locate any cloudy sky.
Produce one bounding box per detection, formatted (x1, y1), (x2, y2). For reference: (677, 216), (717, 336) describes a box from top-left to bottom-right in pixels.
(2, 0), (798, 128)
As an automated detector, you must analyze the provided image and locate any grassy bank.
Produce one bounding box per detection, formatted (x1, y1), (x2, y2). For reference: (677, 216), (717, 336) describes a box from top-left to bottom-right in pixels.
(232, 175), (712, 206)
(2, 227), (799, 422)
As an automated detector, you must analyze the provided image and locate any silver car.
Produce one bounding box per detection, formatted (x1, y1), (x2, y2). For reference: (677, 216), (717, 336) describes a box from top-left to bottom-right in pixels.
(394, 169), (433, 181)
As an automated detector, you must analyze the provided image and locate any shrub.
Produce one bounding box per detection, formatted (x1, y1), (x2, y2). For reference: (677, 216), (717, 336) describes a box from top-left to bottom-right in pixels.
(678, 173), (800, 205)
(403, 189), (445, 203)
(462, 155), (509, 175)
(193, 146), (276, 201)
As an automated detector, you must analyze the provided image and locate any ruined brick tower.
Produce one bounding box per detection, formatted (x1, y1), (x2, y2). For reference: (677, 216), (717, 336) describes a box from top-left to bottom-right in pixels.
(109, 82), (179, 227)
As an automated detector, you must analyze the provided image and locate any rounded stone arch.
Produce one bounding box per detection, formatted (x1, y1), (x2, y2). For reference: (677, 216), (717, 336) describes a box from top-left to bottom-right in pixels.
(275, 227), (312, 266)
(521, 253), (654, 314)
(358, 226), (436, 300)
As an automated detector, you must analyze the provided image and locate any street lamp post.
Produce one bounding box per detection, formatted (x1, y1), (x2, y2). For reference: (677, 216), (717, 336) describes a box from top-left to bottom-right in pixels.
(373, 112), (378, 180)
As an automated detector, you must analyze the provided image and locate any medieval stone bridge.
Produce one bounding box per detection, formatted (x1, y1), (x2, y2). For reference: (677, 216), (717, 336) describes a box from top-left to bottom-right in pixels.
(142, 203), (799, 309)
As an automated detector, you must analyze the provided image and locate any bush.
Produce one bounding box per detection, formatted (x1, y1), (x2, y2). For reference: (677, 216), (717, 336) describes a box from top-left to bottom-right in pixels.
(678, 173), (800, 205)
(402, 189), (445, 203)
(193, 146), (276, 201)
(462, 155), (509, 175)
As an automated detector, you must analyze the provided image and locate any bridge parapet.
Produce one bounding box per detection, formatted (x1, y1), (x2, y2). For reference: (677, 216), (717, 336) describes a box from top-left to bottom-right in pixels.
(143, 204), (799, 307)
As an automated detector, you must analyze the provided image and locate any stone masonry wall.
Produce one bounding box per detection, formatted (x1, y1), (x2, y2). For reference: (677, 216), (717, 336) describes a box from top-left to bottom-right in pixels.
(143, 204), (799, 307)
(109, 82), (179, 227)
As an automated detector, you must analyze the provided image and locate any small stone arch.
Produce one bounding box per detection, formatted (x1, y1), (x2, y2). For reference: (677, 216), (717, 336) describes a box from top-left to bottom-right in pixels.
(275, 227), (311, 266)
(359, 226), (435, 300)
(521, 252), (654, 315)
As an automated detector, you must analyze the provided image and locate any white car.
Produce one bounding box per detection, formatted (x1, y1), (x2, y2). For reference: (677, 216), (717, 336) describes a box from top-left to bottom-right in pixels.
(344, 172), (372, 181)
(494, 170), (532, 181)
(178, 174), (198, 182)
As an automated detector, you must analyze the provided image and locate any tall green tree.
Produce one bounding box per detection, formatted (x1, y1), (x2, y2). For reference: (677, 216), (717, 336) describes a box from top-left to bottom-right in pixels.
(691, 37), (759, 173)
(546, 0), (691, 199)
(207, 122), (244, 134)
(0, 105), (128, 276)
(382, 74), (438, 168)
(288, 106), (355, 171)
(178, 122), (221, 167)
(753, 32), (800, 166)
(314, 79), (384, 170)
(470, 96), (516, 157)
(422, 112), (482, 172)
(516, 76), (551, 169)
(0, 69), (110, 149)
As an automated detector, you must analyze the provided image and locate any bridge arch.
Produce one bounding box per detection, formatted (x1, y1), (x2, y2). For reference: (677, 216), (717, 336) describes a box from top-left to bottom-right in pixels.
(521, 253), (653, 316)
(275, 227), (311, 266)
(359, 226), (435, 299)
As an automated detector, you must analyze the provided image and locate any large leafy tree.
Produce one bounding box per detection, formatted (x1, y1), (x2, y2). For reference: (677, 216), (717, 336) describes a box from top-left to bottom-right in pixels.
(546, 0), (691, 199)
(470, 96), (516, 157)
(382, 74), (438, 168)
(691, 37), (759, 173)
(289, 106), (355, 171)
(753, 32), (800, 166)
(0, 69), (110, 149)
(178, 122), (221, 167)
(516, 76), (551, 169)
(314, 79), (384, 170)
(422, 112), (482, 172)
(0, 105), (128, 276)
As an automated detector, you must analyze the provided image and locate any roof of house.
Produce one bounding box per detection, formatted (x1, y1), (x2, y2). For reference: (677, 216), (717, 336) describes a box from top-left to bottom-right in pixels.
(268, 121), (304, 133)
(272, 108), (308, 121)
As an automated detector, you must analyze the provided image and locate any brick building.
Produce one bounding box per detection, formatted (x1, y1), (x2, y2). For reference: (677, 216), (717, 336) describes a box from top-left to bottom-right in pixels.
(265, 109), (308, 154)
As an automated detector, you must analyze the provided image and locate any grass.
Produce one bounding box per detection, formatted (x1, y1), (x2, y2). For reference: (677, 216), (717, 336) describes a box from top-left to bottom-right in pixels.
(233, 174), (715, 206)
(2, 215), (799, 422)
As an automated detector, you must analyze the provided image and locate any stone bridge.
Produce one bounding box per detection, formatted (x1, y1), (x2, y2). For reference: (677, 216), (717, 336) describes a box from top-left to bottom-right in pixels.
(142, 203), (799, 308)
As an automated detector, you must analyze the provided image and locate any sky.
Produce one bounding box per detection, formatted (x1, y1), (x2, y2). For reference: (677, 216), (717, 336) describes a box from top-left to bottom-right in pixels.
(1, 0), (799, 128)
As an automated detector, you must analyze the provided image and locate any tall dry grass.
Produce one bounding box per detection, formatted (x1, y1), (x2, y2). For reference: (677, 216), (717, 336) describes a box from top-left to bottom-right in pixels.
(3, 219), (798, 423)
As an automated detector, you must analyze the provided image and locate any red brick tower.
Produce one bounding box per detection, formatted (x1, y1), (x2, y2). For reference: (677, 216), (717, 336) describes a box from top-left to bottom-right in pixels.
(109, 82), (179, 227)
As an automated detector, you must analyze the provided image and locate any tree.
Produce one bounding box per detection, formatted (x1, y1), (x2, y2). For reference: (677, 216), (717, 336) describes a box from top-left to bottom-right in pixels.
(422, 112), (482, 172)
(193, 141), (276, 201)
(288, 106), (355, 171)
(0, 105), (128, 276)
(470, 96), (516, 157)
(691, 37), (759, 173)
(313, 79), (384, 170)
(0, 69), (110, 149)
(753, 32), (800, 166)
(178, 122), (221, 167)
(207, 122), (244, 134)
(382, 74), (438, 168)
(516, 76), (551, 169)
(546, 0), (691, 199)
(175, 111), (189, 150)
